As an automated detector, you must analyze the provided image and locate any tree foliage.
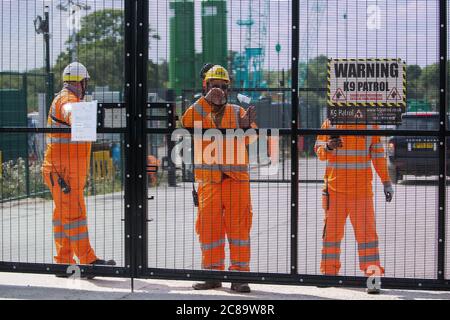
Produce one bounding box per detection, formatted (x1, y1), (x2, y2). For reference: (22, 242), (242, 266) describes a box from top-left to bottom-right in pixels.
(53, 9), (167, 92)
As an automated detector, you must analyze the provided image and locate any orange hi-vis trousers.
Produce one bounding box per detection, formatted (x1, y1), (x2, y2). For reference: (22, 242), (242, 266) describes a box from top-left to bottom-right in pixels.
(196, 177), (253, 271)
(321, 191), (384, 276)
(44, 172), (97, 264)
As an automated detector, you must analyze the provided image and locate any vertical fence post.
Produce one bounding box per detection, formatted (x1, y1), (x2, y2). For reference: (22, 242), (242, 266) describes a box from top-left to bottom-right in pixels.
(23, 73), (30, 197)
(291, 0), (300, 275)
(166, 89), (177, 187)
(124, 0), (136, 279)
(438, 0), (447, 281)
(135, 0), (149, 275)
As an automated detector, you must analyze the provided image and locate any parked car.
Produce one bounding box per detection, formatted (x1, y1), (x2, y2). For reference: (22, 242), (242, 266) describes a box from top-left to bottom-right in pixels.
(387, 112), (443, 184)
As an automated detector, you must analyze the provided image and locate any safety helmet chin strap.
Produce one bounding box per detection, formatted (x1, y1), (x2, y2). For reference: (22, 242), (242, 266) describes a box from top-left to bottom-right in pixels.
(63, 80), (88, 100)
(63, 83), (83, 99)
(80, 79), (88, 99)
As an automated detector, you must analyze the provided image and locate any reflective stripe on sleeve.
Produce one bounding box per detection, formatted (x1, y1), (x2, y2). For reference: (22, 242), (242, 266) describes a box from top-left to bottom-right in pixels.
(336, 149), (369, 157)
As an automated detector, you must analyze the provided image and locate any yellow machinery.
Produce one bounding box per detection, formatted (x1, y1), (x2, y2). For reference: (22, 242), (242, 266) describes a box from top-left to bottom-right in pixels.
(92, 150), (114, 180)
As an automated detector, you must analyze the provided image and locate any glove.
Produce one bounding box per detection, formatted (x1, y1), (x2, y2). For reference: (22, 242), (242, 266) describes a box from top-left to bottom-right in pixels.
(205, 88), (226, 106)
(326, 137), (343, 150)
(239, 105), (257, 128)
(383, 181), (394, 202)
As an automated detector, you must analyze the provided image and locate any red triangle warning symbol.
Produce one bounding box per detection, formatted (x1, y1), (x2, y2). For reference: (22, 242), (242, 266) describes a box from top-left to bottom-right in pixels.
(332, 88), (346, 101)
(355, 109), (363, 119)
(387, 87), (401, 100)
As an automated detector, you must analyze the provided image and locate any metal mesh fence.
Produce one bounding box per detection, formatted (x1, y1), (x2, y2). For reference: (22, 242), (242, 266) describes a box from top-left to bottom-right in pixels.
(0, 0), (449, 290)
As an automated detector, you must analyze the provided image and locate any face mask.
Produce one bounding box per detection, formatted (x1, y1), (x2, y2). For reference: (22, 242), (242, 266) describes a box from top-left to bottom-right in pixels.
(206, 83), (228, 107)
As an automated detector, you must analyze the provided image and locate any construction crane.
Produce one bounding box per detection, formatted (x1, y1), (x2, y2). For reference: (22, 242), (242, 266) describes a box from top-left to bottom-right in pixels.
(233, 0), (270, 95)
(299, 0), (326, 88)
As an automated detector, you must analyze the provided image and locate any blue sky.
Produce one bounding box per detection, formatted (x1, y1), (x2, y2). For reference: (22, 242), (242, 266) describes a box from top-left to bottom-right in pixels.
(0, 0), (442, 73)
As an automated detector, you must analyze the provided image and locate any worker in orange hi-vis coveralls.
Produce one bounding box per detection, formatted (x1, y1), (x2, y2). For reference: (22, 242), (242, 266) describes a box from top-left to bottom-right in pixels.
(181, 64), (257, 293)
(315, 119), (394, 284)
(42, 62), (115, 272)
(147, 155), (161, 187)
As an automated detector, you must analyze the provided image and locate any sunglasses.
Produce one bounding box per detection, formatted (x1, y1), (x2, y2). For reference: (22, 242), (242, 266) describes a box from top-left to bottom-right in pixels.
(210, 84), (229, 90)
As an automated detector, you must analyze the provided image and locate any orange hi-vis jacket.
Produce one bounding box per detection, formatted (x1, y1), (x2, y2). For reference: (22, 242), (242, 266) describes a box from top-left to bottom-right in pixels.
(181, 96), (255, 183)
(315, 120), (390, 197)
(42, 88), (91, 178)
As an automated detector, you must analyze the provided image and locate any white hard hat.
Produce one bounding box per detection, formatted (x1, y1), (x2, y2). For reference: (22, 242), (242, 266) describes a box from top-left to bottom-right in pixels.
(63, 62), (90, 82)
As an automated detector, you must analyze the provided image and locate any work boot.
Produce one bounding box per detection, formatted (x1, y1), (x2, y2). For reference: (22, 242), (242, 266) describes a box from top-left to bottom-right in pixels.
(316, 285), (332, 288)
(192, 281), (222, 290)
(84, 259), (117, 279)
(91, 259), (117, 266)
(230, 283), (251, 293)
(366, 287), (381, 295)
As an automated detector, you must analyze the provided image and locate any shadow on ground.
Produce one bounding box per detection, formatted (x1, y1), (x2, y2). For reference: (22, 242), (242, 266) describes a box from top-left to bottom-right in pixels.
(1, 277), (450, 300)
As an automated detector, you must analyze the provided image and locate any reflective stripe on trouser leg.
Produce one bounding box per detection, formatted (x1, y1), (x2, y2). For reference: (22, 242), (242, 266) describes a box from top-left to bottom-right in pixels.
(320, 192), (347, 275)
(358, 242), (382, 275)
(52, 217), (76, 264)
(229, 238), (251, 271)
(197, 182), (226, 270)
(348, 196), (383, 274)
(44, 172), (76, 264)
(222, 178), (252, 271)
(60, 186), (97, 264)
(200, 239), (226, 270)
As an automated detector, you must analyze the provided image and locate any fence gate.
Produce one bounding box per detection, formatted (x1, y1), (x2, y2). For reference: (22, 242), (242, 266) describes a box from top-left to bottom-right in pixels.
(1, 0), (450, 292)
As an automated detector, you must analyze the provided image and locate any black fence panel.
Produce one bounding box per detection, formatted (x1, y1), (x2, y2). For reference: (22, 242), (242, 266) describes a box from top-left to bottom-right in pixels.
(0, 0), (129, 278)
(1, 0), (450, 292)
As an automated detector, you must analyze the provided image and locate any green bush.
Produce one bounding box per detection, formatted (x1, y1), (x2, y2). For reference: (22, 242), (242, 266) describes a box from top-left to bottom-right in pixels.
(0, 158), (123, 201)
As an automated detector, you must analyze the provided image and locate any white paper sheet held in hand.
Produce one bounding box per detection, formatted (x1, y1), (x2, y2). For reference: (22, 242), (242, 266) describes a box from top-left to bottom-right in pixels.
(71, 101), (98, 142)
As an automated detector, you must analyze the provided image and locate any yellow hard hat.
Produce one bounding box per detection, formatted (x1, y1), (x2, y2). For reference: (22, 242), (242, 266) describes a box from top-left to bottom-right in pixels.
(204, 65), (230, 83)
(63, 62), (90, 82)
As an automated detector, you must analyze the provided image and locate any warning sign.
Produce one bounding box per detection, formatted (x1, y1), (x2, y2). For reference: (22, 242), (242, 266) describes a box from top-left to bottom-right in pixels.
(332, 88), (346, 101)
(327, 58), (406, 124)
(387, 87), (401, 101)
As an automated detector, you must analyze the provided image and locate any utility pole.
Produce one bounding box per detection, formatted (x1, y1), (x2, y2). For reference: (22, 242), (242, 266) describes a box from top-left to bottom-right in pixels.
(34, 5), (54, 120)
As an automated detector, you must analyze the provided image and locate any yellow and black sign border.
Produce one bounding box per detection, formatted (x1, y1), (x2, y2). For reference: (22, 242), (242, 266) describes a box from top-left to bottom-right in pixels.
(327, 58), (407, 108)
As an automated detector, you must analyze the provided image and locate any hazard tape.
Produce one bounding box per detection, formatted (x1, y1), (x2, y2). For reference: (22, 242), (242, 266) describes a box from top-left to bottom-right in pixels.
(330, 58), (402, 62)
(327, 102), (406, 107)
